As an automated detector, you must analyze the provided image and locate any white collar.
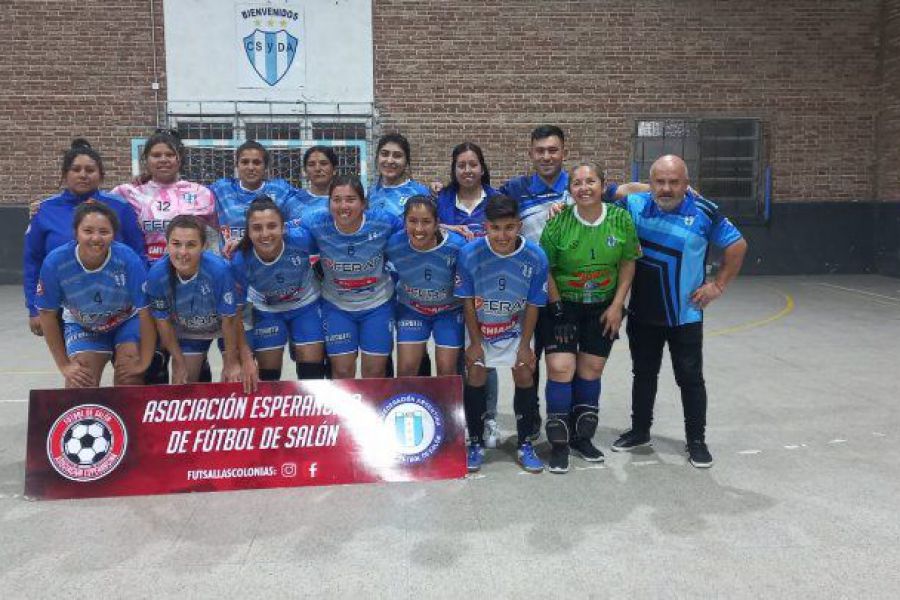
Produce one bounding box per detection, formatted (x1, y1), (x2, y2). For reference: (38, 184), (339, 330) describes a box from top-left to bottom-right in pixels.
(455, 188), (487, 216)
(573, 202), (607, 227)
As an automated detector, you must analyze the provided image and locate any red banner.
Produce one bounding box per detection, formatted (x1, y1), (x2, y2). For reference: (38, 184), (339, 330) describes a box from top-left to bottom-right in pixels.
(25, 376), (466, 500)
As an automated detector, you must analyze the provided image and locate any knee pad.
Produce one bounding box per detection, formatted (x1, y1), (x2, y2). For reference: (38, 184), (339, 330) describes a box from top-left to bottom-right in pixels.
(296, 361), (326, 380)
(574, 406), (599, 440)
(545, 414), (569, 446)
(259, 368), (282, 381)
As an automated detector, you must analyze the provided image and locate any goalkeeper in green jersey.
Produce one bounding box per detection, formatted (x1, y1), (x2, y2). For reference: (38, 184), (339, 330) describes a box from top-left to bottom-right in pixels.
(539, 163), (641, 473)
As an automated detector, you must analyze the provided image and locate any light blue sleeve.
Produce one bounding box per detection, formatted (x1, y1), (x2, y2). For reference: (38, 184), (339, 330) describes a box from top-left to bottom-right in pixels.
(144, 263), (170, 319)
(710, 214), (743, 249)
(229, 252), (249, 305)
(454, 246), (475, 299)
(124, 247), (149, 309)
(215, 263), (238, 317)
(527, 247), (549, 307)
(35, 253), (62, 311)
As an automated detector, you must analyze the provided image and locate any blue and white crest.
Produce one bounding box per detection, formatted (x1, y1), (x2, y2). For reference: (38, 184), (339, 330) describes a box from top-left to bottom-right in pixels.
(380, 393), (444, 465)
(394, 411), (424, 447)
(243, 29), (298, 86)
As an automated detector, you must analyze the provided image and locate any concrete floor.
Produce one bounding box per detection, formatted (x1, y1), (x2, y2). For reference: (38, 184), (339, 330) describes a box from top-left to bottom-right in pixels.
(1, 275), (898, 598)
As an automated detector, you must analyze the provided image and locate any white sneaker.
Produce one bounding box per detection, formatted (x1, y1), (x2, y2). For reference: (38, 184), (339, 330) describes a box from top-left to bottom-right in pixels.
(483, 418), (501, 449)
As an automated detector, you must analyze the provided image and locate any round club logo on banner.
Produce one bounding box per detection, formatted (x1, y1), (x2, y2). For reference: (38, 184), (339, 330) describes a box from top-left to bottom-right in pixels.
(380, 393), (444, 465)
(46, 404), (128, 482)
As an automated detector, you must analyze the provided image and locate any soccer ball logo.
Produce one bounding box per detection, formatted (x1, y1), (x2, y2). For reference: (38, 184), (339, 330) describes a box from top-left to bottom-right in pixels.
(63, 420), (111, 466)
(47, 404), (128, 482)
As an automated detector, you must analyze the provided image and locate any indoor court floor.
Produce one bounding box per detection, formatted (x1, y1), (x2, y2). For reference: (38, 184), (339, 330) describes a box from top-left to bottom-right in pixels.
(0, 275), (898, 598)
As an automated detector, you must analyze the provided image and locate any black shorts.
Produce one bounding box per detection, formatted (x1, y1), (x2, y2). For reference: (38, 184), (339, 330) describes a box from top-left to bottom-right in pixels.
(540, 300), (618, 358)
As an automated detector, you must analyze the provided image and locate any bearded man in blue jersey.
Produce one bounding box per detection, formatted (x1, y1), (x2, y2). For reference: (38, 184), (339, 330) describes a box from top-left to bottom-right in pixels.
(612, 155), (747, 468)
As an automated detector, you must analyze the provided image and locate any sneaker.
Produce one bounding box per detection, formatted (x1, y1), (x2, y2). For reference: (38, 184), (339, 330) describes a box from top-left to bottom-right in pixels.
(483, 418), (501, 449)
(516, 442), (544, 473)
(548, 445), (569, 474)
(686, 440), (713, 468)
(467, 443), (485, 472)
(611, 429), (652, 452)
(570, 438), (605, 463)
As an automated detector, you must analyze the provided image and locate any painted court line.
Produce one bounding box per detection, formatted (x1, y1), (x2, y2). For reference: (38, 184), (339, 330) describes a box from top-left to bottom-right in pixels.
(708, 289), (795, 337)
(813, 282), (900, 305)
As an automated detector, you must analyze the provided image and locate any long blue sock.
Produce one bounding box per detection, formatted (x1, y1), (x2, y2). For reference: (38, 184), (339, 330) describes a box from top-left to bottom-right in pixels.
(573, 377), (601, 410)
(545, 380), (572, 415)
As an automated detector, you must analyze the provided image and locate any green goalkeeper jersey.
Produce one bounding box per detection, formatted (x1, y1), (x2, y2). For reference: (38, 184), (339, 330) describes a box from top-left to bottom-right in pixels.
(540, 203), (641, 303)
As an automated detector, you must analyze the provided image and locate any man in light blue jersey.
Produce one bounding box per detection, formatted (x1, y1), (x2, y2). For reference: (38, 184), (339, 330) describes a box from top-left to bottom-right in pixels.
(612, 155), (747, 468)
(455, 195), (549, 473)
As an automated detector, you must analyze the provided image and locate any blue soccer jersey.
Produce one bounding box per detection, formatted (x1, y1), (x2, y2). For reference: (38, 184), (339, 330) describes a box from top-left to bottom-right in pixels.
(294, 188), (329, 216)
(622, 190), (743, 326)
(454, 237), (549, 344)
(367, 179), (431, 217)
(500, 172), (572, 243)
(230, 228), (320, 312)
(435, 185), (501, 239)
(210, 178), (304, 247)
(36, 241), (148, 332)
(385, 230), (465, 315)
(301, 208), (402, 311)
(145, 251), (238, 339)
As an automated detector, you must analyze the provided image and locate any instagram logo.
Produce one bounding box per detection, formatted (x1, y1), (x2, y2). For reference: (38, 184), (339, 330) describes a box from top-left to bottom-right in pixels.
(281, 462), (297, 477)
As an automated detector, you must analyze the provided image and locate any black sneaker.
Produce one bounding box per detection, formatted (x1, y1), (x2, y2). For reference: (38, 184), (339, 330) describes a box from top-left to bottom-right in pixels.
(611, 429), (652, 452)
(548, 445), (569, 474)
(686, 440), (713, 468)
(570, 438), (605, 462)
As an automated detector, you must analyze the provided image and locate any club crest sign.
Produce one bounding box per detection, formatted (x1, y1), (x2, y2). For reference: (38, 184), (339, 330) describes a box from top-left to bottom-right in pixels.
(236, 3), (305, 88)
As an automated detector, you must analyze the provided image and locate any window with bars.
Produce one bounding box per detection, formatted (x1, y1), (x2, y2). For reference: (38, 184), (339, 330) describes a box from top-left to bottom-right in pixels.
(632, 118), (762, 219)
(132, 128), (370, 189)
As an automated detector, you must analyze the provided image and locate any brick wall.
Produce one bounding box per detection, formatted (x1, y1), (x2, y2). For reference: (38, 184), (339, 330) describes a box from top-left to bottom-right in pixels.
(0, 1), (164, 206)
(0, 0), (894, 207)
(878, 0), (900, 201)
(373, 0), (884, 202)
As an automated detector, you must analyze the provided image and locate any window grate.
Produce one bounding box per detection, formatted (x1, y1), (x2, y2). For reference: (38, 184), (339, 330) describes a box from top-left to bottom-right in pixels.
(633, 118), (762, 219)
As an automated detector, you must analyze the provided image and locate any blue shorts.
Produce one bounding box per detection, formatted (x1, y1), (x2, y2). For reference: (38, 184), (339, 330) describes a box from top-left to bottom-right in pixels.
(322, 300), (394, 356)
(395, 304), (464, 348)
(178, 338), (224, 355)
(251, 302), (324, 351)
(64, 315), (141, 356)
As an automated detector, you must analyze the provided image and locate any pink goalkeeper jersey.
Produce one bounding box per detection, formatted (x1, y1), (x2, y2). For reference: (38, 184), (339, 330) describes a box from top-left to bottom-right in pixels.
(112, 180), (217, 263)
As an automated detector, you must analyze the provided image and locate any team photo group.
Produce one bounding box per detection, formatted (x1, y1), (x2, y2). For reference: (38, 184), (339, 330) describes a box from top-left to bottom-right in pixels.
(24, 124), (748, 475)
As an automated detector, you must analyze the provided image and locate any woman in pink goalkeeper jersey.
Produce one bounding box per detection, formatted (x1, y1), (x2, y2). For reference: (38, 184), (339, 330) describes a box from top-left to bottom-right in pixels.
(112, 130), (217, 263)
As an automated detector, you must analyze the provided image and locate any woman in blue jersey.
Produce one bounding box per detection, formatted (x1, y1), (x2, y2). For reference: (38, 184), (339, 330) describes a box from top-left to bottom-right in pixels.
(301, 175), (402, 379)
(35, 203), (155, 388)
(145, 215), (257, 391)
(296, 145), (338, 214)
(231, 197), (325, 381)
(210, 140), (304, 254)
(386, 196), (466, 377)
(367, 133), (431, 217)
(24, 139), (146, 337)
(436, 142), (499, 241)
